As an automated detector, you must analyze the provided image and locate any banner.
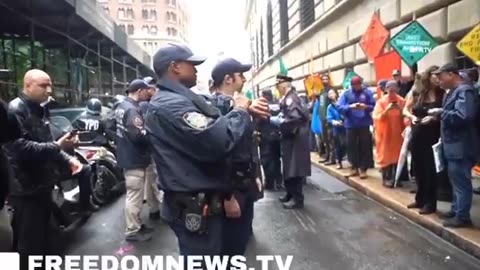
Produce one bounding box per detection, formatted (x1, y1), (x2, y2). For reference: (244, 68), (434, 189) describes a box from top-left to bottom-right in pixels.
(374, 51), (402, 98)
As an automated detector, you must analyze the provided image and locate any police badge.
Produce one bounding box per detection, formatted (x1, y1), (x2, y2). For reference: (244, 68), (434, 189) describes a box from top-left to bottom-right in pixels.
(183, 112), (209, 130)
(185, 213), (202, 232)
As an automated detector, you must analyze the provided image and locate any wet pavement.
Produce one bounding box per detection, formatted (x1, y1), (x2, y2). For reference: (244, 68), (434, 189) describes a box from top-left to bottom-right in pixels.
(66, 166), (480, 270)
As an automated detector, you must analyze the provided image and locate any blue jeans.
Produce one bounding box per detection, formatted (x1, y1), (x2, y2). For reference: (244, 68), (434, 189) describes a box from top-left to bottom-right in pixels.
(446, 159), (474, 221)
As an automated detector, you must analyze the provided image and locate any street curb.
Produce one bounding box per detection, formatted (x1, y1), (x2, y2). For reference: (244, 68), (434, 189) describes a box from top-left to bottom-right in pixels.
(311, 161), (480, 259)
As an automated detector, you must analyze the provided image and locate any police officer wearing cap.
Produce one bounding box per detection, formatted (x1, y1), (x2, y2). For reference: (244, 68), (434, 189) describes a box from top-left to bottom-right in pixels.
(210, 58), (266, 255)
(144, 44), (270, 258)
(116, 79), (159, 242)
(72, 98), (109, 147)
(139, 76), (158, 115)
(270, 74), (311, 209)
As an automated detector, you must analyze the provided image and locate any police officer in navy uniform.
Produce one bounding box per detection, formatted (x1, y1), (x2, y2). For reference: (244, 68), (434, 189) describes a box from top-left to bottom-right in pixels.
(116, 79), (159, 242)
(210, 58), (265, 255)
(257, 89), (283, 190)
(72, 98), (108, 147)
(144, 44), (270, 260)
(270, 74), (311, 209)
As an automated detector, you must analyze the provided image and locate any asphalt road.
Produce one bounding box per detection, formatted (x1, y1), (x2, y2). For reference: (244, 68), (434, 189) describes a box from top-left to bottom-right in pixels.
(65, 166), (480, 270)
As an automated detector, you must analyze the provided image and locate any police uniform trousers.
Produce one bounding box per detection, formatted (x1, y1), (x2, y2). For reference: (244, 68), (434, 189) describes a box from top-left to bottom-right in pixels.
(222, 189), (255, 256)
(124, 163), (160, 235)
(284, 177), (305, 203)
(260, 139), (282, 189)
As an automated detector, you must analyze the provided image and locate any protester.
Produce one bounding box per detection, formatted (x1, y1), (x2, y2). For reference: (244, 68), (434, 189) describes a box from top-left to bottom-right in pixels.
(326, 89), (346, 169)
(319, 74), (336, 165)
(431, 64), (478, 227)
(372, 81), (406, 188)
(337, 76), (375, 179)
(393, 69), (414, 98)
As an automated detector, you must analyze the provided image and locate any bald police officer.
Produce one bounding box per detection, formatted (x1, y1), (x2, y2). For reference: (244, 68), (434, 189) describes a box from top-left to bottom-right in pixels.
(210, 58), (265, 255)
(270, 74), (311, 209)
(144, 44), (270, 260)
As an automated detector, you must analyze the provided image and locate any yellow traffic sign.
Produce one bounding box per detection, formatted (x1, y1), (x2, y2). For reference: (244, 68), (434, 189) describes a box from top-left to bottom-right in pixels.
(457, 23), (480, 65)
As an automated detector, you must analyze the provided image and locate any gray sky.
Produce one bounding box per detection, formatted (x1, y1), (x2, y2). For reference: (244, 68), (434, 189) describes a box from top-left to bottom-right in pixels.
(188, 0), (251, 86)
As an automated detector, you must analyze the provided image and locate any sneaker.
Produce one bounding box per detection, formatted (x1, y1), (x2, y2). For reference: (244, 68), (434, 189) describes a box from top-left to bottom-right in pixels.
(140, 224), (155, 234)
(125, 231), (152, 242)
(438, 211), (455, 220)
(443, 217), (473, 228)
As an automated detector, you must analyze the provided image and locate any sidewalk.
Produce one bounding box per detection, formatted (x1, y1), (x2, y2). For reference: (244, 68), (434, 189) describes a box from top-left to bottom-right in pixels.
(311, 153), (480, 259)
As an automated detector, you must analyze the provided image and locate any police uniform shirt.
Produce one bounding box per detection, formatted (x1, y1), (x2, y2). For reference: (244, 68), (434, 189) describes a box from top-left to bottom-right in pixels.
(279, 89), (309, 135)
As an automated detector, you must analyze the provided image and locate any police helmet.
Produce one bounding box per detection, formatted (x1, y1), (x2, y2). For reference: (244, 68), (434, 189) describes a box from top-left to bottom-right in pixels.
(86, 98), (102, 115)
(108, 95), (126, 109)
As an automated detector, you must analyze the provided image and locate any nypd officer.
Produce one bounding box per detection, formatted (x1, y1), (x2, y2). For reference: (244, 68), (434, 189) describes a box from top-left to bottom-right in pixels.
(210, 58), (264, 255)
(116, 79), (159, 242)
(144, 44), (270, 260)
(270, 74), (311, 209)
(72, 98), (108, 147)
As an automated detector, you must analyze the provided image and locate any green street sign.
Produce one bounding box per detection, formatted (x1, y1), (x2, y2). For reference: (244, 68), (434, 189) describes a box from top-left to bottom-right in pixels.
(343, 71), (362, 90)
(390, 20), (438, 67)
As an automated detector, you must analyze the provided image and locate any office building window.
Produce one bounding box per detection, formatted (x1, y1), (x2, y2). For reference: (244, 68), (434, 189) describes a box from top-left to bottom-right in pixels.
(167, 0), (176, 7)
(126, 8), (134, 19)
(167, 27), (177, 36)
(127, 24), (134, 35)
(119, 24), (126, 32)
(279, 0), (289, 46)
(150, 10), (157, 20)
(142, 9), (149, 19)
(167, 11), (177, 22)
(117, 8), (125, 19)
(300, 0), (315, 31)
(142, 25), (149, 34)
(266, 0), (273, 56)
(103, 7), (110, 14)
(151, 26), (158, 35)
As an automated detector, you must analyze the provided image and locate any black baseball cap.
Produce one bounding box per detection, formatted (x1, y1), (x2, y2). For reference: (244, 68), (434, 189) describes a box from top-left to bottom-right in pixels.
(211, 58), (252, 85)
(153, 43), (206, 75)
(276, 74), (293, 84)
(432, 63), (459, 75)
(126, 79), (149, 93)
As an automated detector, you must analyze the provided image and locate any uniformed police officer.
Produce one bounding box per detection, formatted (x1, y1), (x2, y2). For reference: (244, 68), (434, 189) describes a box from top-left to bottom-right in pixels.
(116, 79), (159, 241)
(104, 94), (126, 142)
(72, 98), (108, 147)
(144, 44), (270, 260)
(270, 74), (312, 209)
(257, 89), (283, 190)
(210, 58), (265, 255)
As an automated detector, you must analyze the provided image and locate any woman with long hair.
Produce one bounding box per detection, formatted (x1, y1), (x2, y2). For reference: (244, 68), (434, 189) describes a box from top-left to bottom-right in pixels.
(403, 65), (445, 215)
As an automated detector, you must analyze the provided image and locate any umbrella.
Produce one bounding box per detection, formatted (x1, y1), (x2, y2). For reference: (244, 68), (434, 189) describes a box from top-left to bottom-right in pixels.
(394, 126), (412, 187)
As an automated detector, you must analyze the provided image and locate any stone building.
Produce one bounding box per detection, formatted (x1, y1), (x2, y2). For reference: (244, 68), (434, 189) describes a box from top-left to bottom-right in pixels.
(244, 0), (480, 92)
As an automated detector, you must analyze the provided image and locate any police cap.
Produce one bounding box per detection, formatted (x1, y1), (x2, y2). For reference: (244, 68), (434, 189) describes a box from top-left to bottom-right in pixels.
(153, 43), (206, 75)
(126, 79), (149, 93)
(143, 76), (157, 87)
(211, 58), (252, 86)
(276, 74), (293, 84)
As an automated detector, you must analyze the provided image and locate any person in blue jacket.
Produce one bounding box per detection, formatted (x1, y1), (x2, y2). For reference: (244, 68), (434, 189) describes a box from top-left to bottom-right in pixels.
(326, 89), (346, 169)
(338, 76), (375, 179)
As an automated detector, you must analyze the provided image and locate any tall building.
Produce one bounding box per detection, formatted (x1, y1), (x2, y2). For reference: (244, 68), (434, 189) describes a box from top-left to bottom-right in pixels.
(97, 0), (190, 56)
(245, 0), (480, 92)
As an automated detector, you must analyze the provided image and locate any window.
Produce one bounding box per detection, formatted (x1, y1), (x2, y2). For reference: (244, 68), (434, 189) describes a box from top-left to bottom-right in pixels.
(167, 27), (177, 36)
(150, 10), (157, 20)
(142, 25), (149, 34)
(279, 0), (289, 46)
(127, 24), (134, 35)
(172, 13), (177, 22)
(167, 0), (176, 7)
(266, 0), (273, 56)
(142, 9), (149, 19)
(117, 8), (125, 19)
(151, 26), (158, 35)
(103, 7), (110, 14)
(119, 24), (126, 32)
(300, 0), (315, 31)
(126, 8), (134, 19)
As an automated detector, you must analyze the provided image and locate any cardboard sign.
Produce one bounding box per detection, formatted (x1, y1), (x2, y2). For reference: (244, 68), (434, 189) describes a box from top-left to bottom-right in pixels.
(457, 23), (480, 64)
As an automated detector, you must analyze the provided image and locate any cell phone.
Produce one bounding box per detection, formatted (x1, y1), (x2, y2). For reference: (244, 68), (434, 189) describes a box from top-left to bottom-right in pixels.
(68, 129), (78, 138)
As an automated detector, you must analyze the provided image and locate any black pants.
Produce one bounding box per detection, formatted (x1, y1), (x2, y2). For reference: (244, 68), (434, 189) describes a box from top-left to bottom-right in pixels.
(326, 126), (336, 162)
(223, 190), (255, 256)
(411, 145), (437, 209)
(347, 127), (374, 170)
(11, 193), (60, 270)
(333, 132), (346, 163)
(284, 177), (304, 203)
(260, 140), (282, 189)
(381, 164), (409, 182)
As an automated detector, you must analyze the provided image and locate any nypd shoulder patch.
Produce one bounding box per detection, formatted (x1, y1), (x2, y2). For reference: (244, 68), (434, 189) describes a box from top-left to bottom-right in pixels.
(183, 112), (209, 130)
(286, 98), (293, 106)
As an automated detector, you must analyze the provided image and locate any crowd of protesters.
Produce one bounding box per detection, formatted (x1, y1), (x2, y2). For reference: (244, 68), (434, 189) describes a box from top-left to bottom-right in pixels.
(311, 64), (480, 228)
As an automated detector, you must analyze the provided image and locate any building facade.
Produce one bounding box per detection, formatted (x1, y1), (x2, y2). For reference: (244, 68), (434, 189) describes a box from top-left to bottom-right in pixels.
(97, 0), (190, 56)
(245, 0), (480, 92)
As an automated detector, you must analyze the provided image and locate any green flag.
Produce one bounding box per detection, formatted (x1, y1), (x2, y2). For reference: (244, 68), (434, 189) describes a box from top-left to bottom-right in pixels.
(279, 57), (288, 76)
(245, 88), (254, 100)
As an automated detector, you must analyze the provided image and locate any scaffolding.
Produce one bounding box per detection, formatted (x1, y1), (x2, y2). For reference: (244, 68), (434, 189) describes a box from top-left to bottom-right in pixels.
(0, 0), (155, 106)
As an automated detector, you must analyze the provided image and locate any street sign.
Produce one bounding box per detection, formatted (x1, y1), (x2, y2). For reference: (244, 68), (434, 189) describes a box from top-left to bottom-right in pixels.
(390, 20), (438, 67)
(457, 23), (480, 65)
(343, 71), (361, 90)
(360, 13), (390, 61)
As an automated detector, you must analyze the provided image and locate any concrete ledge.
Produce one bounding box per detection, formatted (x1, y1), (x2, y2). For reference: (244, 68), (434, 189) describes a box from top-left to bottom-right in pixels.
(311, 155), (480, 259)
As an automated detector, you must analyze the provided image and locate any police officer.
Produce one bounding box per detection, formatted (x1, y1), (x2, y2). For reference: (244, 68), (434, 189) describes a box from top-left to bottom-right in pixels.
(72, 98), (108, 147)
(270, 74), (312, 209)
(104, 94), (126, 142)
(139, 76), (158, 115)
(210, 58), (264, 255)
(116, 79), (158, 241)
(257, 89), (283, 190)
(144, 44), (270, 260)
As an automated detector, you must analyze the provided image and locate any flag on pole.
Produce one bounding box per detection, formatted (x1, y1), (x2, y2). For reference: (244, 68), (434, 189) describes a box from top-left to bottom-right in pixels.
(279, 57), (288, 76)
(245, 88), (254, 100)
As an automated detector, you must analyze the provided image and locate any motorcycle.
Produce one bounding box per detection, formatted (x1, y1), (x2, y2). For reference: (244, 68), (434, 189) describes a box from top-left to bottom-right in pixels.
(49, 116), (125, 207)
